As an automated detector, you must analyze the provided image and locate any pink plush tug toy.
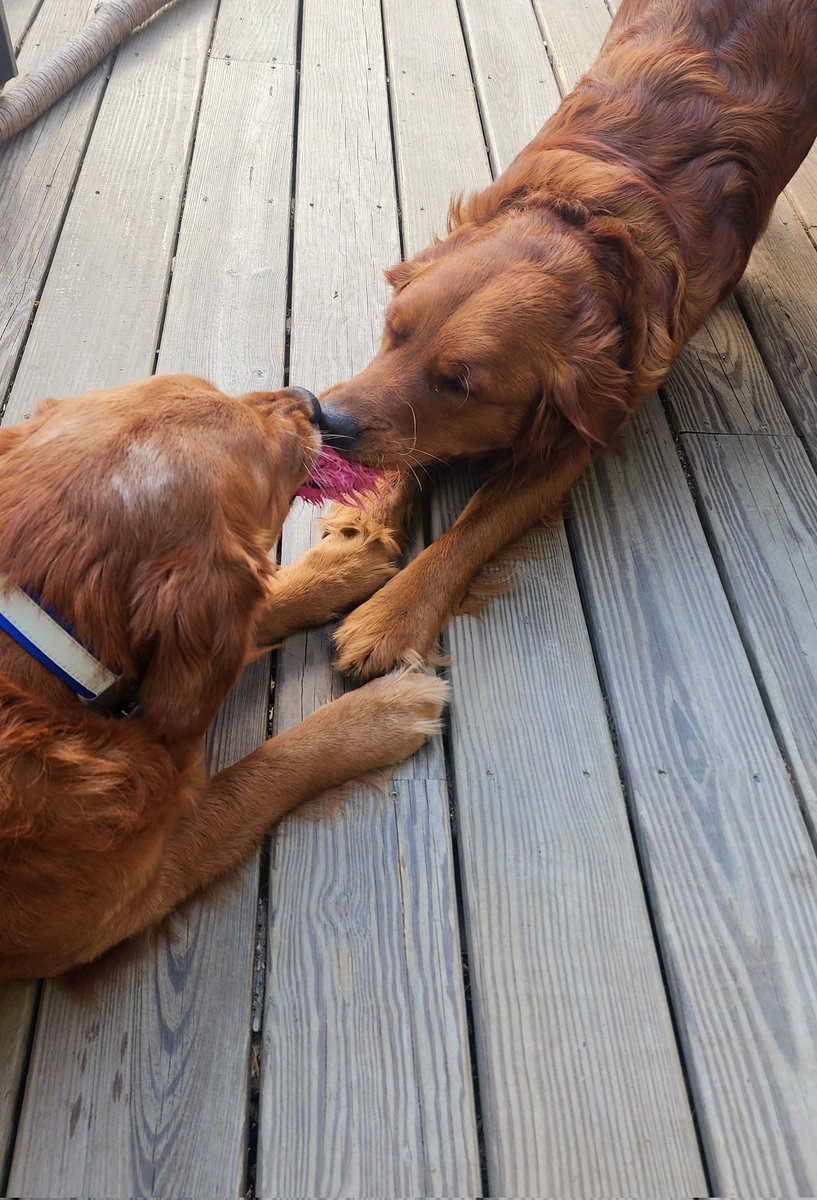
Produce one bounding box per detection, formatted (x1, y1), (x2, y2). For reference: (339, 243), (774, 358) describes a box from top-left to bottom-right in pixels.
(296, 444), (387, 508)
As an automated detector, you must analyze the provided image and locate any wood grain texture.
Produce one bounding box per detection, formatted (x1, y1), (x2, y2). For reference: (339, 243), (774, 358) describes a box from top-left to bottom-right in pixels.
(260, 778), (477, 1197)
(4, 0), (39, 44)
(2, 0), (218, 425)
(432, 472), (705, 1196)
(663, 295), (792, 435)
(0, 0), (107, 411)
(383, 0), (490, 254)
(570, 395), (817, 1195)
(682, 433), (817, 834)
(0, 981), (36, 1182)
(210, 0), (297, 64)
(287, 0), (399, 396)
(530, 0), (609, 90)
(387, 0), (704, 1193)
(257, 0), (480, 1194)
(157, 58), (296, 393)
(739, 195), (817, 444)
(457, 0), (560, 173)
(10, 649), (271, 1191)
(515, 11), (817, 1188)
(787, 140), (817, 245)
(9, 870), (259, 1197)
(7, 7), (293, 1192)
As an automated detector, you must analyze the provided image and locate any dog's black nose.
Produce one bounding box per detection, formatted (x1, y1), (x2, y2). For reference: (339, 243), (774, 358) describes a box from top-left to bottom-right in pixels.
(316, 403), (363, 448)
(278, 386), (322, 424)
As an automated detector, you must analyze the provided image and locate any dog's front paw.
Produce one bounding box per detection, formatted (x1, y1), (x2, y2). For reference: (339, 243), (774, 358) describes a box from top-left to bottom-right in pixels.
(333, 580), (444, 680)
(317, 506), (401, 610)
(352, 664), (450, 765)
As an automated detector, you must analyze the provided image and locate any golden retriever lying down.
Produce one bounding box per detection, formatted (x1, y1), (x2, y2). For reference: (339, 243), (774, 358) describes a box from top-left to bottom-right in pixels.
(311, 0), (817, 679)
(0, 375), (447, 982)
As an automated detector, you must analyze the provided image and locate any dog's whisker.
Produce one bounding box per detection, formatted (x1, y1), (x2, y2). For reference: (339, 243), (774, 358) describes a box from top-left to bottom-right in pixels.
(407, 447), (449, 469)
(405, 462), (423, 493)
(455, 367), (470, 410)
(406, 402), (419, 455)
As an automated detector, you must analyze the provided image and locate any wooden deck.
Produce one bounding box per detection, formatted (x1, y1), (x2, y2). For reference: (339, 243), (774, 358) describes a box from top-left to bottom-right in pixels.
(2, 0), (817, 1194)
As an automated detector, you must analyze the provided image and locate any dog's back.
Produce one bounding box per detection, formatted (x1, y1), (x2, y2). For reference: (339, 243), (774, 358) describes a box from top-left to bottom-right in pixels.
(604, 0), (817, 185)
(545, 0), (817, 318)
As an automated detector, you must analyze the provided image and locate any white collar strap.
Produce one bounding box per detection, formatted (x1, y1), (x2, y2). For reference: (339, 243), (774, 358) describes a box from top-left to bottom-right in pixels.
(0, 575), (121, 701)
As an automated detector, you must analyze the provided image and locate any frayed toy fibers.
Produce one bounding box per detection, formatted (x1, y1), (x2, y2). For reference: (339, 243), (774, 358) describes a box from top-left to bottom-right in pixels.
(296, 445), (387, 508)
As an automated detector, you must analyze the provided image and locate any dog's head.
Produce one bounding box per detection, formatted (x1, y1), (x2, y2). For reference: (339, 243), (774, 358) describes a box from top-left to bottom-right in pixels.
(319, 197), (676, 469)
(0, 375), (321, 740)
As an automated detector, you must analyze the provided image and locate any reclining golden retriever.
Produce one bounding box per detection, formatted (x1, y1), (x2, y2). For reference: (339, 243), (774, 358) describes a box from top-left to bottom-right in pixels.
(312, 0), (817, 679)
(0, 375), (447, 982)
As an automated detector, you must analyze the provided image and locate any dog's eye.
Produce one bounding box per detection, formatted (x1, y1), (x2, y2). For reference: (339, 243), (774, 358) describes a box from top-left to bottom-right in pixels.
(437, 374), (468, 396)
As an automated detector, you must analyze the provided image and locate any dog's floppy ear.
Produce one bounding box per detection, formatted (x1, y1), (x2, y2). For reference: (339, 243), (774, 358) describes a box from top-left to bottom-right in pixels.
(129, 531), (268, 742)
(544, 356), (634, 451)
(384, 259), (421, 292)
(385, 221), (484, 293)
(0, 399), (60, 459)
(32, 395), (60, 417)
(587, 210), (683, 391)
(543, 217), (654, 451)
(0, 424), (28, 459)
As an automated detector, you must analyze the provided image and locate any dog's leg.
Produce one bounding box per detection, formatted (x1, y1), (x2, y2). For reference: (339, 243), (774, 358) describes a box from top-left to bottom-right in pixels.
(333, 449), (591, 679)
(14, 666), (447, 978)
(137, 666), (448, 927)
(254, 473), (417, 645)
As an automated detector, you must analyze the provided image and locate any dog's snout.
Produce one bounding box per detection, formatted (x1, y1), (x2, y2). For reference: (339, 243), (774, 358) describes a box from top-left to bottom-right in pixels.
(277, 386), (322, 425)
(315, 404), (363, 448)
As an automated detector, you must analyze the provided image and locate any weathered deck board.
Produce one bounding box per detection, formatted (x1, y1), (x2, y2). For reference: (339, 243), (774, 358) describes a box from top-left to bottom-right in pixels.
(534, 0), (817, 1191)
(4, 0), (39, 44)
(0, 981), (34, 1186)
(210, 0), (297, 64)
(0, 0), (107, 409)
(383, 0), (490, 248)
(5, 2), (297, 1194)
(787, 141), (817, 246)
(385, 0), (704, 1193)
(156, 57), (295, 393)
(2, 0), (218, 426)
(740, 195), (817, 447)
(261, 770), (477, 1196)
(664, 295), (793, 435)
(682, 433), (817, 833)
(530, 0), (610, 92)
(571, 396), (817, 1195)
(256, 0), (480, 1194)
(456, 0), (560, 174)
(8, 857), (260, 1197)
(434, 472), (708, 1197)
(0, 0), (212, 1186)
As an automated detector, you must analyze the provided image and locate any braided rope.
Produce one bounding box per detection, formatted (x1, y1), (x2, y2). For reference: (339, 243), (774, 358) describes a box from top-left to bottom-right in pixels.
(0, 0), (179, 144)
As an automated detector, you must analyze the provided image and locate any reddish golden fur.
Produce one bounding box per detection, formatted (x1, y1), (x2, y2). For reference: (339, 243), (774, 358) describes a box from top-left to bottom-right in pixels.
(0, 375), (445, 981)
(315, 0), (817, 679)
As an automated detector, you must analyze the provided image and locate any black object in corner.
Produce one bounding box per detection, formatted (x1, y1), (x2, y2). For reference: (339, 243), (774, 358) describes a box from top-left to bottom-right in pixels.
(0, 1), (17, 89)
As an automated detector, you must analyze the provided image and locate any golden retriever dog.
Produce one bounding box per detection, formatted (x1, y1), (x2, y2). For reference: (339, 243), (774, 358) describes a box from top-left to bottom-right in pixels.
(0, 375), (447, 982)
(311, 0), (817, 680)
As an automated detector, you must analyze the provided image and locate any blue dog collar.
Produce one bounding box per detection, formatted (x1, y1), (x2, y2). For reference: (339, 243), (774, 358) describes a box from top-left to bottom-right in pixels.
(0, 574), (121, 701)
